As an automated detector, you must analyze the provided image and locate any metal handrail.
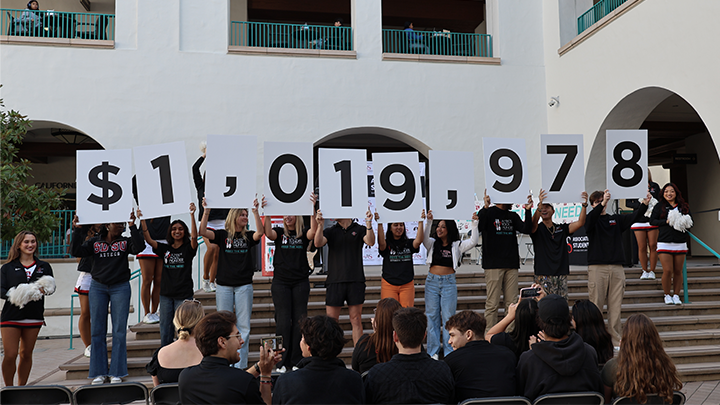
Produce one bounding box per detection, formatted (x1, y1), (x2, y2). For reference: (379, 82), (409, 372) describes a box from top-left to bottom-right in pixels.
(1, 8), (114, 40)
(577, 0), (628, 34)
(230, 21), (353, 51)
(682, 232), (720, 304)
(382, 28), (492, 57)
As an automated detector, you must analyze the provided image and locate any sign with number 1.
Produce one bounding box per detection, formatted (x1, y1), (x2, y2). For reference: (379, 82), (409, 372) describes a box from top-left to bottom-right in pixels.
(482, 138), (529, 204)
(133, 142), (192, 218)
(318, 148), (368, 219)
(606, 130), (648, 199)
(76, 149), (134, 224)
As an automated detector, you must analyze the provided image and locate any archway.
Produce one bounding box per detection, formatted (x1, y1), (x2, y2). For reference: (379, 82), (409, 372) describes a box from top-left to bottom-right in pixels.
(586, 87), (720, 256)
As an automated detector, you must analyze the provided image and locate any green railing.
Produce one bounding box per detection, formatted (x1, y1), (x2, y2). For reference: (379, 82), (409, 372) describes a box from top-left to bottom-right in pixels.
(1, 209), (75, 259)
(1, 8), (114, 40)
(382, 29), (492, 57)
(230, 21), (352, 51)
(577, 0), (628, 34)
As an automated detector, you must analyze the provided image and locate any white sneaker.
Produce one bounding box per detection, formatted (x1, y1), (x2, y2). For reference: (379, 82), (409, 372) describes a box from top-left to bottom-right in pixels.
(151, 313), (160, 323)
(673, 295), (682, 305)
(91, 376), (105, 385)
(209, 282), (217, 292)
(143, 313), (159, 324)
(202, 279), (211, 293)
(640, 271), (650, 280)
(110, 376), (122, 384)
(647, 271), (656, 280)
(84, 345), (91, 358)
(664, 294), (674, 305)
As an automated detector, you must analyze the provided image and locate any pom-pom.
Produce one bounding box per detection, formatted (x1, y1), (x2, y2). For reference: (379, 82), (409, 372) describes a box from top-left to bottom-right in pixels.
(7, 283), (42, 309)
(643, 197), (658, 218)
(199, 141), (207, 154)
(668, 209), (693, 232)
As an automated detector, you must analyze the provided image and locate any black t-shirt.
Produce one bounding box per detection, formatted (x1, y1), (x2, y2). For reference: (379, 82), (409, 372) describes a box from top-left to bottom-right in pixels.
(154, 241), (197, 299)
(272, 227), (311, 283)
(324, 222), (367, 284)
(478, 207), (531, 269)
(380, 238), (419, 286)
(530, 223), (571, 276)
(443, 340), (517, 402)
(432, 242), (454, 268)
(210, 229), (260, 287)
(490, 332), (519, 361)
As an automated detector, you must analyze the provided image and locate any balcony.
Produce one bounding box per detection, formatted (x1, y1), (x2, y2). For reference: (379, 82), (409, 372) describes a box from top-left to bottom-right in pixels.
(577, 0), (628, 34)
(1, 8), (114, 47)
(229, 21), (354, 58)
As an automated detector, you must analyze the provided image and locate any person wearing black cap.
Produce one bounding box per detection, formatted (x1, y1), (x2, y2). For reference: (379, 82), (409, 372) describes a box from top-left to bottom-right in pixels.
(516, 294), (602, 401)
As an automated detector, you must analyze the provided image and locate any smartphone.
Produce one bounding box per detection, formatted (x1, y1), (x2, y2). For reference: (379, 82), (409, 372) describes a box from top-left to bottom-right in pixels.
(261, 336), (283, 350)
(520, 287), (540, 299)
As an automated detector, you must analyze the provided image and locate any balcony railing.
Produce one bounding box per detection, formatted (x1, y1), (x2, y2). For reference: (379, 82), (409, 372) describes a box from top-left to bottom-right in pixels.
(230, 21), (352, 51)
(577, 0), (628, 34)
(1, 9), (114, 40)
(1, 210), (75, 260)
(382, 29), (492, 57)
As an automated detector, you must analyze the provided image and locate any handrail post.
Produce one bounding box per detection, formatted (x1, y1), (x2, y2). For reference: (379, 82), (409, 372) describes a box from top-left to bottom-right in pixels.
(683, 257), (689, 304)
(69, 293), (75, 350)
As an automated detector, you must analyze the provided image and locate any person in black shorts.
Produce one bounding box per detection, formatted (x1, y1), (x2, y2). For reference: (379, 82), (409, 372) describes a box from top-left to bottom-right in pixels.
(313, 209), (375, 345)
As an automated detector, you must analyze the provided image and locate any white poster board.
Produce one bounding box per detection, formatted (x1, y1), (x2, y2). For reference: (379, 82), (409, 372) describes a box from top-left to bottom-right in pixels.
(372, 152), (423, 223)
(318, 148), (368, 219)
(76, 149), (134, 224)
(429, 150), (475, 219)
(205, 135), (257, 209)
(606, 130), (648, 199)
(263, 142), (313, 216)
(133, 142), (192, 218)
(541, 134), (585, 203)
(482, 137), (529, 204)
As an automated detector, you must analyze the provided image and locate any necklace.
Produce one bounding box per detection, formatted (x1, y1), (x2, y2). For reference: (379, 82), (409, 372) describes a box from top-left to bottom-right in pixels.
(545, 223), (555, 234)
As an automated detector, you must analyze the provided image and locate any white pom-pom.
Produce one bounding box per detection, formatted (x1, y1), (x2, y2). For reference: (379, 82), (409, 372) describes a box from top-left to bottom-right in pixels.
(644, 197), (658, 218)
(199, 141), (207, 154)
(36, 276), (56, 296)
(7, 283), (42, 309)
(668, 209), (693, 232)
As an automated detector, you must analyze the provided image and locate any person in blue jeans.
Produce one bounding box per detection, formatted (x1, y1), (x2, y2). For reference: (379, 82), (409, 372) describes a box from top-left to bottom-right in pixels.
(138, 203), (198, 347)
(199, 197), (264, 368)
(422, 210), (479, 359)
(71, 211), (144, 385)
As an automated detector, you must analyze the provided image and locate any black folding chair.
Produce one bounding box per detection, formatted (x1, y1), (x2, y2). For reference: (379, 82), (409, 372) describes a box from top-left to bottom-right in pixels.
(150, 383), (180, 405)
(612, 391), (685, 405)
(1, 384), (73, 405)
(533, 391), (604, 405)
(461, 396), (532, 405)
(74, 381), (149, 405)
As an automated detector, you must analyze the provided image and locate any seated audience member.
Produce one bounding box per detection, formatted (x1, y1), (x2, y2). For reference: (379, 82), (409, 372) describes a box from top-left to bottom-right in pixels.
(572, 300), (614, 367)
(364, 307), (455, 404)
(602, 314), (682, 404)
(273, 315), (364, 404)
(179, 311), (277, 405)
(146, 300), (204, 385)
(352, 298), (402, 373)
(444, 311), (516, 402)
(516, 294), (602, 401)
(486, 289), (541, 361)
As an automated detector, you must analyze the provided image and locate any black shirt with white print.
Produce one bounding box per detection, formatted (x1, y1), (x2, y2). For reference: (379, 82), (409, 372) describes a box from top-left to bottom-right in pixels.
(154, 242), (197, 299)
(432, 243), (454, 268)
(272, 227), (311, 284)
(530, 222), (571, 276)
(380, 238), (419, 286)
(210, 229), (260, 287)
(1, 259), (54, 324)
(71, 225), (145, 285)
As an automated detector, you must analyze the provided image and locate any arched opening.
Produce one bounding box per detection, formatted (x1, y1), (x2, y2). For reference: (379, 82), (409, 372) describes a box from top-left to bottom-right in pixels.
(586, 87), (720, 257)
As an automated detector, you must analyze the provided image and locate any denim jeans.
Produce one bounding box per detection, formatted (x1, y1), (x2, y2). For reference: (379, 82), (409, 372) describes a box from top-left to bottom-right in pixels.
(215, 283), (253, 368)
(88, 279), (131, 379)
(424, 273), (457, 357)
(271, 279), (310, 369)
(159, 295), (189, 347)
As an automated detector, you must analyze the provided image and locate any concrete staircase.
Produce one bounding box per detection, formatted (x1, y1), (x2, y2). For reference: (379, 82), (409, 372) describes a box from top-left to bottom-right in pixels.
(58, 261), (720, 388)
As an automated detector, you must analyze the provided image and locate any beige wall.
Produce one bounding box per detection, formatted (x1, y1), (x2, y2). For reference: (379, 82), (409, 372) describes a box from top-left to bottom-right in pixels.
(685, 132), (720, 256)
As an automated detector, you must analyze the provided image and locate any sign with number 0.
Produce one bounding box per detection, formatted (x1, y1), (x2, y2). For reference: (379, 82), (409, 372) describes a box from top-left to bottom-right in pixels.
(482, 138), (529, 204)
(76, 149), (134, 225)
(133, 142), (192, 219)
(372, 152), (423, 223)
(205, 135), (257, 209)
(263, 142), (313, 216)
(318, 148), (368, 219)
(429, 150), (475, 219)
(541, 134), (585, 203)
(606, 130), (648, 199)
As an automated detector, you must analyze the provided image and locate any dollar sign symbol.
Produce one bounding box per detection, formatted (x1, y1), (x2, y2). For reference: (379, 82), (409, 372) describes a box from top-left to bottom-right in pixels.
(87, 161), (123, 211)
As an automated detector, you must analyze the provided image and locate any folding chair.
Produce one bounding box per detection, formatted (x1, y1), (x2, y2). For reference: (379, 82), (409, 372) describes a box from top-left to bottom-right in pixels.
(612, 391), (685, 405)
(533, 391), (604, 405)
(1, 384), (73, 405)
(461, 396), (532, 405)
(74, 381), (149, 405)
(150, 382), (180, 405)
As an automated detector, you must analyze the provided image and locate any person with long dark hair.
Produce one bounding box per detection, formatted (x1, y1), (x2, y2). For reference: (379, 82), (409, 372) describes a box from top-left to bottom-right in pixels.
(199, 197), (264, 368)
(139, 203), (198, 347)
(262, 194), (317, 370)
(71, 211), (144, 385)
(572, 300), (614, 366)
(73, 224), (102, 358)
(375, 210), (425, 308)
(602, 314), (682, 403)
(626, 171), (661, 280)
(650, 183), (692, 305)
(1, 231), (55, 386)
(422, 210), (479, 358)
(486, 287), (542, 361)
(352, 297), (402, 373)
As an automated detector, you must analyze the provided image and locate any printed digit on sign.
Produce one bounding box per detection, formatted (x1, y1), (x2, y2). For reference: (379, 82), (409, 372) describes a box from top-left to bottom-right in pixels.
(379, 164), (415, 211)
(546, 145), (578, 192)
(612, 141), (643, 187)
(150, 155), (174, 204)
(489, 149), (522, 192)
(268, 154), (307, 203)
(334, 160), (352, 207)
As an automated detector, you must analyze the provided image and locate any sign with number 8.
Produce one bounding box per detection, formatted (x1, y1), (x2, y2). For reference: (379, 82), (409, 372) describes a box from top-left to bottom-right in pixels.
(606, 130), (648, 199)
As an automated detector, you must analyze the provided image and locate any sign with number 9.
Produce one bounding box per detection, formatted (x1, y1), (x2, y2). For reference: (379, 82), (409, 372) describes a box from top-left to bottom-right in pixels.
(606, 130), (648, 199)
(372, 152), (423, 223)
(482, 137), (529, 204)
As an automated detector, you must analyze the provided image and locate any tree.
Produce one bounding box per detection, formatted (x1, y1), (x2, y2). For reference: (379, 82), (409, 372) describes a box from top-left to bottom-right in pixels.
(1, 92), (65, 243)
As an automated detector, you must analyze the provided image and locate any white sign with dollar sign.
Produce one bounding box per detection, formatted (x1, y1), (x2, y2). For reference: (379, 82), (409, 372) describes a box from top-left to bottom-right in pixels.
(133, 142), (193, 219)
(76, 149), (134, 224)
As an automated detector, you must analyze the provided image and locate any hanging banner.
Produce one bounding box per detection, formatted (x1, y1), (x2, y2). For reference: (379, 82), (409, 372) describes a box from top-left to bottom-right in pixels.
(318, 148), (368, 219)
(541, 134), (585, 203)
(205, 135), (257, 209)
(133, 142), (193, 218)
(482, 137), (529, 204)
(76, 149), (134, 224)
(606, 130), (648, 199)
(429, 150), (475, 219)
(263, 142), (314, 216)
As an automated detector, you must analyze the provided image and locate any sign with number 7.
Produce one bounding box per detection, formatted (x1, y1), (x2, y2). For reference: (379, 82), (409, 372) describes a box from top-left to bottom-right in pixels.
(541, 134), (585, 203)
(606, 130), (648, 199)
